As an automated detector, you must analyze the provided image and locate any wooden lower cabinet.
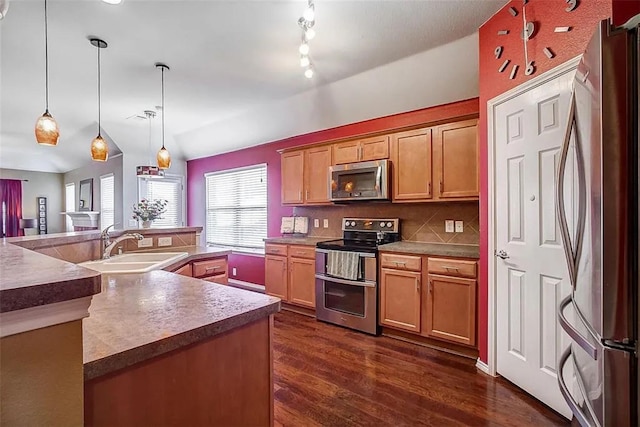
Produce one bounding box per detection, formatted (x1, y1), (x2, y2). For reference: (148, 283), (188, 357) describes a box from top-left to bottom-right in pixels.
(288, 257), (315, 308)
(174, 263), (192, 277)
(265, 255), (288, 300)
(425, 274), (476, 346)
(380, 268), (421, 333)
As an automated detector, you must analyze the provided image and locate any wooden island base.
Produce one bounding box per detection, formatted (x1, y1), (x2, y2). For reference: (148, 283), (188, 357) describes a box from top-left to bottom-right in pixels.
(84, 316), (273, 427)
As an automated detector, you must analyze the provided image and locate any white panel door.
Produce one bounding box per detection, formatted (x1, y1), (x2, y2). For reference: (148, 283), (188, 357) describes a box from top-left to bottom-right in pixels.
(494, 71), (575, 418)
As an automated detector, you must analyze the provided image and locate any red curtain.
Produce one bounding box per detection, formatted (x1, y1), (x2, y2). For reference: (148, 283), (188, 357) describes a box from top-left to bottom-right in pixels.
(0, 179), (24, 237)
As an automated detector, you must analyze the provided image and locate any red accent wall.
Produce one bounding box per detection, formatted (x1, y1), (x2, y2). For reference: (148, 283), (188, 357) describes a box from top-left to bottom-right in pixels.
(188, 98), (479, 284)
(613, 0), (640, 25)
(478, 1), (612, 363)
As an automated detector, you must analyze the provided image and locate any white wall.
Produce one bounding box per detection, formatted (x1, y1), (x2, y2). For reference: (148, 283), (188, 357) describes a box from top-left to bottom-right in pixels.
(0, 168), (65, 234)
(63, 155), (124, 229)
(179, 33), (480, 160)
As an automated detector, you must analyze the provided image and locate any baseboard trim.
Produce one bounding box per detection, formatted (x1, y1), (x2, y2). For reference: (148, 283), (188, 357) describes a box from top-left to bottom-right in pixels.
(476, 358), (495, 376)
(227, 279), (265, 293)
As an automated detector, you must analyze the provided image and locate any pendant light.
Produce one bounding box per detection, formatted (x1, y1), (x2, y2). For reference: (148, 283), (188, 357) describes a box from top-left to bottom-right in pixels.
(90, 38), (108, 162)
(156, 63), (171, 169)
(136, 110), (165, 178)
(35, 0), (60, 146)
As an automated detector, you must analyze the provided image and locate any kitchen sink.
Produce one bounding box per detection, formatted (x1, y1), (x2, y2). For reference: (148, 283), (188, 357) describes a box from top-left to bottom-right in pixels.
(79, 252), (189, 274)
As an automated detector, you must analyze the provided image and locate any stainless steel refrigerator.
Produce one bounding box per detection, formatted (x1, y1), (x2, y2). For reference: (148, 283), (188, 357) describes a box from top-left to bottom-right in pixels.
(556, 17), (639, 427)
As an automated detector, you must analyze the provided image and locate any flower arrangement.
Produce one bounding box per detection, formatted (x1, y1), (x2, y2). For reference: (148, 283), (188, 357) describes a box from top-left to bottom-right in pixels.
(132, 199), (168, 222)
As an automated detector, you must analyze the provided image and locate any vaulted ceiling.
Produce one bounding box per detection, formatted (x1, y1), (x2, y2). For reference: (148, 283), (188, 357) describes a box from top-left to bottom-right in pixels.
(0, 0), (504, 173)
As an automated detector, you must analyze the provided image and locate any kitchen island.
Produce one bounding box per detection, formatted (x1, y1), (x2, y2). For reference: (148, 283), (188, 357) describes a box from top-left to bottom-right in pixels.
(84, 270), (280, 426)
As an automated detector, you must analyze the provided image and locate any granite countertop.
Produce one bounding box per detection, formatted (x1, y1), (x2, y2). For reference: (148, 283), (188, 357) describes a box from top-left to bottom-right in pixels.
(264, 236), (338, 246)
(378, 241), (480, 259)
(83, 270), (280, 380)
(0, 241), (102, 313)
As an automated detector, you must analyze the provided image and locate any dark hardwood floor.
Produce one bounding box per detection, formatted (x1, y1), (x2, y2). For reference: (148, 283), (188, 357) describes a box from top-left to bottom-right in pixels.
(273, 311), (569, 427)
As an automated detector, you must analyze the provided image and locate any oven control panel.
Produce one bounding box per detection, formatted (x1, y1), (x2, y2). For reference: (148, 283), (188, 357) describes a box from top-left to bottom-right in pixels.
(342, 218), (400, 233)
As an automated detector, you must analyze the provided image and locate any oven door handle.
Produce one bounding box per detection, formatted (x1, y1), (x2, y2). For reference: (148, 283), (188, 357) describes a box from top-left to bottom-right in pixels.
(315, 274), (376, 288)
(315, 248), (376, 258)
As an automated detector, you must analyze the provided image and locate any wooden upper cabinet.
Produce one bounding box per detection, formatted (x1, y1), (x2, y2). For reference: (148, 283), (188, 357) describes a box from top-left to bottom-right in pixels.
(391, 128), (433, 201)
(434, 119), (479, 199)
(359, 135), (389, 162)
(304, 146), (332, 204)
(425, 273), (476, 346)
(333, 140), (361, 165)
(380, 268), (421, 333)
(333, 135), (389, 165)
(288, 257), (316, 308)
(265, 255), (288, 300)
(281, 151), (304, 204)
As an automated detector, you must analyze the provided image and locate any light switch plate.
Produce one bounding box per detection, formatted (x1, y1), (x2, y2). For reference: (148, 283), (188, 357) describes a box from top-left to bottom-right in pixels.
(158, 237), (172, 247)
(138, 237), (153, 248)
(232, 267), (237, 276)
(314, 219), (320, 228)
(445, 220), (455, 233)
(323, 219), (329, 228)
(455, 221), (464, 233)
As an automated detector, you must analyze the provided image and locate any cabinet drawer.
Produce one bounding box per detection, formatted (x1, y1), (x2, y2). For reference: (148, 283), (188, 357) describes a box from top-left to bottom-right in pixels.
(193, 258), (227, 278)
(288, 245), (315, 260)
(428, 258), (476, 278)
(203, 272), (228, 285)
(265, 244), (288, 256)
(380, 253), (422, 272)
(173, 263), (192, 277)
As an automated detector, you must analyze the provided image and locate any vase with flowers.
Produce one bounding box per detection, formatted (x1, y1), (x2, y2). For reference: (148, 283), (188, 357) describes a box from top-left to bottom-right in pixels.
(132, 199), (168, 228)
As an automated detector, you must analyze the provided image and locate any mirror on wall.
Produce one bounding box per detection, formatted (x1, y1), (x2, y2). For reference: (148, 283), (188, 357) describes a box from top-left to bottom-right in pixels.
(79, 178), (93, 211)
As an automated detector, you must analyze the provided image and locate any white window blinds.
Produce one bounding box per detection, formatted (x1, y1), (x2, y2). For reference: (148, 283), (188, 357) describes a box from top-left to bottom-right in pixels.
(100, 174), (115, 229)
(205, 164), (267, 249)
(65, 183), (75, 231)
(138, 176), (183, 227)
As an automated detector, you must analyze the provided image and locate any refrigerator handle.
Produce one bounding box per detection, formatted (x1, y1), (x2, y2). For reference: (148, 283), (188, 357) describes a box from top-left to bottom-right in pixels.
(557, 346), (593, 427)
(558, 295), (598, 360)
(556, 91), (578, 288)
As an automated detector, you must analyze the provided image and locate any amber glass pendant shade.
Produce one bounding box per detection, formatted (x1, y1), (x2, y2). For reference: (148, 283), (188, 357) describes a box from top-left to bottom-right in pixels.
(35, 110), (60, 146)
(91, 135), (108, 162)
(157, 146), (171, 169)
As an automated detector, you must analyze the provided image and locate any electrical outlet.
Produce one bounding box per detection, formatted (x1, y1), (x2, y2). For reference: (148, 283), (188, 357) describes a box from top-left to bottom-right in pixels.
(323, 219), (329, 228)
(129, 219), (137, 227)
(138, 237), (153, 248)
(455, 220), (464, 233)
(314, 219), (320, 228)
(158, 237), (172, 247)
(445, 220), (455, 233)
(232, 267), (237, 276)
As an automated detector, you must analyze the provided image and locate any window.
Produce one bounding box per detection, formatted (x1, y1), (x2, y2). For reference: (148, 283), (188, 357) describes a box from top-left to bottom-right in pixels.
(65, 183), (75, 231)
(205, 164), (267, 250)
(138, 175), (183, 227)
(100, 174), (115, 229)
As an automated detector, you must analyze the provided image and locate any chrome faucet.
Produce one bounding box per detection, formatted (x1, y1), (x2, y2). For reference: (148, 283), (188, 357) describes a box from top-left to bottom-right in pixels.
(102, 231), (144, 259)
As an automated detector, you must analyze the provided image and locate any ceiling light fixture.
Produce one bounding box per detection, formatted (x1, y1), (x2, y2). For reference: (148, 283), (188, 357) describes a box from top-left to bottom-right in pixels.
(35, 0), (60, 146)
(136, 110), (165, 178)
(155, 63), (171, 170)
(101, 0), (122, 4)
(89, 38), (108, 162)
(297, 0), (316, 79)
(0, 0), (9, 20)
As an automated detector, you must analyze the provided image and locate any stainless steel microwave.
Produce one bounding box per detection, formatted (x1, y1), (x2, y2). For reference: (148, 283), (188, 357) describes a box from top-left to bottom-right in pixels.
(329, 160), (390, 202)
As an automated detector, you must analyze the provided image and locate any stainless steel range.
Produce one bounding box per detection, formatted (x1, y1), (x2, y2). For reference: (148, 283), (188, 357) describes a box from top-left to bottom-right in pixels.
(315, 218), (400, 335)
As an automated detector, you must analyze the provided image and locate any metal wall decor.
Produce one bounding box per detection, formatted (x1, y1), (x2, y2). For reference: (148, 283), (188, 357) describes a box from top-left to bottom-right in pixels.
(37, 196), (48, 234)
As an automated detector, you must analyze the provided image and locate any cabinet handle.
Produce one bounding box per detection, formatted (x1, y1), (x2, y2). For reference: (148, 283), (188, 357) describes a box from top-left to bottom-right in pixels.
(298, 190), (302, 201)
(394, 261), (407, 266)
(205, 266), (220, 272)
(428, 279), (433, 293)
(440, 181), (444, 194)
(416, 277), (421, 293)
(358, 146), (362, 160)
(428, 182), (431, 195)
(296, 251), (306, 255)
(443, 266), (460, 271)
(305, 190), (309, 200)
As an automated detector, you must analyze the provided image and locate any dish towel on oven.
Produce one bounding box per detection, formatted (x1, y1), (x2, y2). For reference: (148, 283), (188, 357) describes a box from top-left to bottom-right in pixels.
(327, 250), (360, 281)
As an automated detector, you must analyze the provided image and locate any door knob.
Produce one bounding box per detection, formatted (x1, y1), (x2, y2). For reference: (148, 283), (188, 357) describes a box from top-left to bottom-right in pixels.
(495, 249), (510, 260)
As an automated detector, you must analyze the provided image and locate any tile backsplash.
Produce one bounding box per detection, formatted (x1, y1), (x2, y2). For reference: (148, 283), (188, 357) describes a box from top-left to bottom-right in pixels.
(293, 201), (479, 245)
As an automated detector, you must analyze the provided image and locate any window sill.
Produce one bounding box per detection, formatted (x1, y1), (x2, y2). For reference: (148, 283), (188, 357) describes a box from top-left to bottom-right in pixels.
(206, 244), (265, 257)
